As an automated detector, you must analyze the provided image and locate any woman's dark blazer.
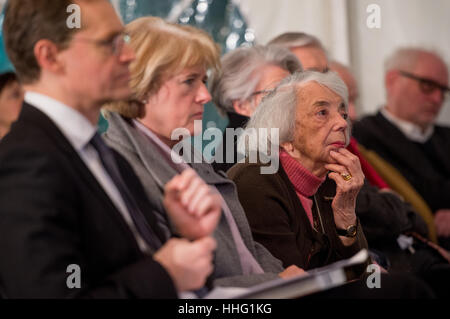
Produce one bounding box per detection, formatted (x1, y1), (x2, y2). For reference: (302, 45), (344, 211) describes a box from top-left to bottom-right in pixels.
(228, 160), (369, 277)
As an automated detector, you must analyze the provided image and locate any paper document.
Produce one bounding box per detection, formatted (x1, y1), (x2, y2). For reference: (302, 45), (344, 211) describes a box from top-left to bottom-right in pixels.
(201, 249), (369, 299)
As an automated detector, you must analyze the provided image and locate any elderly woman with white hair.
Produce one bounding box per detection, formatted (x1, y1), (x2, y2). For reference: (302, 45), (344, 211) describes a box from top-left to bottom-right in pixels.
(228, 71), (369, 277)
(209, 45), (302, 172)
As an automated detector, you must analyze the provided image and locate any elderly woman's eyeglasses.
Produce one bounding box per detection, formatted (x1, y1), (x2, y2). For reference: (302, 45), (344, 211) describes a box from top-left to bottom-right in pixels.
(399, 71), (450, 97)
(73, 32), (131, 56)
(250, 89), (274, 98)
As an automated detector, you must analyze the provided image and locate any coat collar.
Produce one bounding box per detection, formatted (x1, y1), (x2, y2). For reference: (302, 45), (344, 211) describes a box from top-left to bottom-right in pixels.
(18, 104), (144, 254)
(380, 107), (434, 143)
(373, 111), (437, 175)
(103, 111), (232, 188)
(24, 92), (97, 152)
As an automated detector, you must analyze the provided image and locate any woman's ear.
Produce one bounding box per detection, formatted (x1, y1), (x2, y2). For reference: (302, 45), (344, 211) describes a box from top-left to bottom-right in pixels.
(232, 100), (252, 117)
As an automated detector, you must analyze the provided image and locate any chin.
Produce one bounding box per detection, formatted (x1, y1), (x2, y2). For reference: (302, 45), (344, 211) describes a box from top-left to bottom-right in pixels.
(325, 155), (338, 164)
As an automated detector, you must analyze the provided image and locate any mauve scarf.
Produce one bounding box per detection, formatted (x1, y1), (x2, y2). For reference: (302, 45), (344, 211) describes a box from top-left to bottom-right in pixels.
(279, 150), (325, 227)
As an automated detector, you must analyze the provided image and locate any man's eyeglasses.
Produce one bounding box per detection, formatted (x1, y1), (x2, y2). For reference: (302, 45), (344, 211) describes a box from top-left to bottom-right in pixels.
(74, 32), (131, 56)
(399, 71), (450, 97)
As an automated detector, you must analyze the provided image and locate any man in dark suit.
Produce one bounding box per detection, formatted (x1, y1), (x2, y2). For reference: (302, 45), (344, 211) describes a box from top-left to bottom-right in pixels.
(0, 0), (220, 298)
(353, 48), (450, 247)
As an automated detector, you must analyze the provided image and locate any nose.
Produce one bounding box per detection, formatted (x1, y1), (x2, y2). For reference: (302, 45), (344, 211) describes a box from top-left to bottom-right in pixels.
(196, 82), (212, 104)
(333, 111), (349, 133)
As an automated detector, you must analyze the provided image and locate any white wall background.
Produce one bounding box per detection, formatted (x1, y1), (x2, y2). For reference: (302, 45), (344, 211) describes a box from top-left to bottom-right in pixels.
(1, 0), (448, 123)
(239, 0), (450, 125)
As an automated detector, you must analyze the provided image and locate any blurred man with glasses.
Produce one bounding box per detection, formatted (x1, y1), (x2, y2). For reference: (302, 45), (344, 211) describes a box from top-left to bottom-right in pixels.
(353, 48), (450, 248)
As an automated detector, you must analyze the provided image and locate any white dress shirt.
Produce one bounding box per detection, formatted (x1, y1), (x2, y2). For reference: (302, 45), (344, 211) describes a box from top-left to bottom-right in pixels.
(381, 107), (434, 143)
(25, 91), (150, 253)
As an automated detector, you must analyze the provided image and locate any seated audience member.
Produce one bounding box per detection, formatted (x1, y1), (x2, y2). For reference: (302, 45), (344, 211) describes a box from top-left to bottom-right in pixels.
(269, 32), (440, 251)
(102, 17), (303, 288)
(0, 0), (220, 298)
(353, 48), (450, 248)
(209, 45), (302, 173)
(228, 71), (448, 297)
(268, 33), (389, 188)
(270, 31), (450, 282)
(0, 72), (23, 139)
(228, 71), (369, 277)
(330, 61), (439, 239)
(330, 62), (450, 291)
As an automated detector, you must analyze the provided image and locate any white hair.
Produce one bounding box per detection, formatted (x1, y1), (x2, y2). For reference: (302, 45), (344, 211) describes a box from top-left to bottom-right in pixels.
(209, 45), (302, 115)
(237, 70), (350, 155)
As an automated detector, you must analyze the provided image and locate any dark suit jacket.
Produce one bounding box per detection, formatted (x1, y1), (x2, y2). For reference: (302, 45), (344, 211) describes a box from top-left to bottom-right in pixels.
(0, 103), (177, 298)
(353, 111), (450, 212)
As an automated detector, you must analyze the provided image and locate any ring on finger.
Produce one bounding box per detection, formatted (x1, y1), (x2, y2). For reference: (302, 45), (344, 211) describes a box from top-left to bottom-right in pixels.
(341, 172), (352, 181)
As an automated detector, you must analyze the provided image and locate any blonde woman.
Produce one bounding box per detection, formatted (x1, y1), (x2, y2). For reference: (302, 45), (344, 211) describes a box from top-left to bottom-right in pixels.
(103, 17), (303, 288)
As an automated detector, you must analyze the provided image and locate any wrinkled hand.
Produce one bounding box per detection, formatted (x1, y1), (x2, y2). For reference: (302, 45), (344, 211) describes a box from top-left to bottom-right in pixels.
(154, 237), (216, 292)
(325, 148), (364, 230)
(279, 265), (307, 279)
(164, 169), (222, 240)
(435, 209), (450, 238)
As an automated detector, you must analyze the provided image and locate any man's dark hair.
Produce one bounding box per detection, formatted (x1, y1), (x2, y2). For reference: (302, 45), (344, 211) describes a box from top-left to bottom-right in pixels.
(0, 72), (18, 93)
(3, 0), (79, 84)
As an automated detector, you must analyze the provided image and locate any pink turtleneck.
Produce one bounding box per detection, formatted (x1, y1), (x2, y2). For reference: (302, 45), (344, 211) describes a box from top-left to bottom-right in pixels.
(280, 150), (325, 227)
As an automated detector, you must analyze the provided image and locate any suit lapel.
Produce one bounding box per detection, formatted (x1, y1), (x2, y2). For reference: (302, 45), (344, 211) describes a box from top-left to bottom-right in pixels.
(104, 112), (179, 192)
(21, 104), (143, 251)
(104, 111), (236, 189)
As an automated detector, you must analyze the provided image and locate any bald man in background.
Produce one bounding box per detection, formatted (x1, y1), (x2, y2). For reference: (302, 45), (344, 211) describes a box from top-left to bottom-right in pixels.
(268, 32), (328, 73)
(353, 48), (450, 247)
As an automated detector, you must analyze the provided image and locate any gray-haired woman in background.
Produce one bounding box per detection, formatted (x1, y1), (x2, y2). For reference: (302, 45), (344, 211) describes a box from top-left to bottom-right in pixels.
(209, 45), (302, 172)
